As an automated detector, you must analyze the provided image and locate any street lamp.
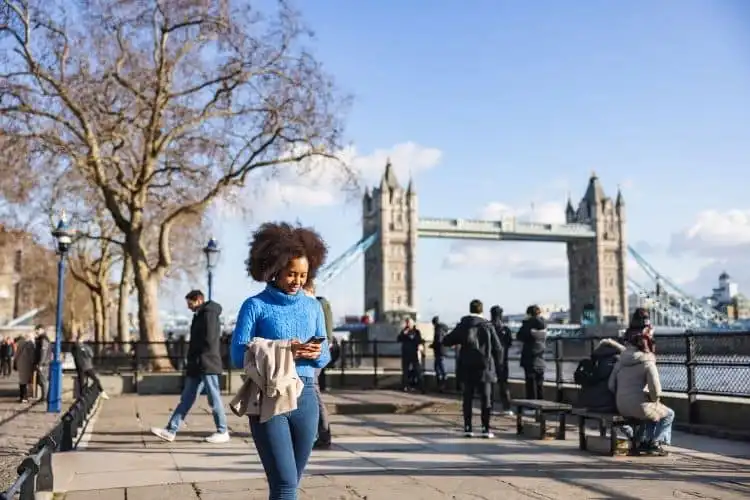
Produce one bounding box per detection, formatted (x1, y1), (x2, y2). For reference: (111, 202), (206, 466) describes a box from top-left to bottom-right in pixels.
(203, 238), (220, 301)
(48, 212), (73, 413)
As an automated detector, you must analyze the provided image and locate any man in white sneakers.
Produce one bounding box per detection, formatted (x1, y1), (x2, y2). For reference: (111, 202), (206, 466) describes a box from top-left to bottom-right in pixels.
(151, 290), (230, 444)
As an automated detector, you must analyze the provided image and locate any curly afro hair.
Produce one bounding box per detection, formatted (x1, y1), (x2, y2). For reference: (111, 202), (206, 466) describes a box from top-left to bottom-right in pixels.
(246, 222), (328, 283)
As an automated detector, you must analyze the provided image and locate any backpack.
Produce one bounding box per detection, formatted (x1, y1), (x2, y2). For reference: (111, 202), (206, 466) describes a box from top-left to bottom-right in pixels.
(573, 358), (598, 386)
(574, 348), (619, 412)
(460, 324), (488, 371)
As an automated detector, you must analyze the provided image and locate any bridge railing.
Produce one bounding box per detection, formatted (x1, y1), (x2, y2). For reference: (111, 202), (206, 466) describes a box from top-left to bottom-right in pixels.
(0, 382), (102, 500)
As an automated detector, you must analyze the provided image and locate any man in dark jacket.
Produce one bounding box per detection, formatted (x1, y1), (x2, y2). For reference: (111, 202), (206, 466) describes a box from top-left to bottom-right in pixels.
(72, 333), (109, 399)
(33, 325), (51, 400)
(489, 306), (513, 415)
(304, 281), (335, 450)
(429, 316), (449, 390)
(443, 299), (504, 438)
(397, 317), (424, 392)
(517, 305), (547, 400)
(151, 290), (229, 444)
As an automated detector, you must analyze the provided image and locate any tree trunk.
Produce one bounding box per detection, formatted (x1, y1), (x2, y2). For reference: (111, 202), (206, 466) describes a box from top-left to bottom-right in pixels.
(92, 293), (104, 343)
(131, 254), (171, 371)
(101, 287), (111, 344)
(118, 255), (132, 346)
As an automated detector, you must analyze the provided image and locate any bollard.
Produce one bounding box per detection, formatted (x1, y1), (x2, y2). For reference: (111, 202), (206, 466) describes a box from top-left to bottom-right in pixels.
(61, 413), (74, 452)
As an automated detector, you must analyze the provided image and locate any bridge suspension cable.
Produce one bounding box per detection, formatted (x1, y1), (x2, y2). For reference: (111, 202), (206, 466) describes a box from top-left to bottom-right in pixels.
(627, 246), (732, 326)
(316, 233), (378, 288)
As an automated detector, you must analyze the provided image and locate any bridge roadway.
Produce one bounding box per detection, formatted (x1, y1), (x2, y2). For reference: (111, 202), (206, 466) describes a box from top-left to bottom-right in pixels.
(53, 391), (750, 500)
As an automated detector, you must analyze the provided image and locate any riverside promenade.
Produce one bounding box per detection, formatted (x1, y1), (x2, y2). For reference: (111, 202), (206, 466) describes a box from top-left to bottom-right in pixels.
(51, 391), (750, 500)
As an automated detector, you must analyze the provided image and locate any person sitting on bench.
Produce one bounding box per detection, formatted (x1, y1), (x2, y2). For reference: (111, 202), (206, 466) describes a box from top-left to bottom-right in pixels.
(608, 309), (673, 456)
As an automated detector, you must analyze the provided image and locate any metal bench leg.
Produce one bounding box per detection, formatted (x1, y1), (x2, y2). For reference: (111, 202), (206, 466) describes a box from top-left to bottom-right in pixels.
(556, 412), (567, 440)
(538, 413), (547, 440)
(516, 408), (523, 435)
(578, 416), (587, 450)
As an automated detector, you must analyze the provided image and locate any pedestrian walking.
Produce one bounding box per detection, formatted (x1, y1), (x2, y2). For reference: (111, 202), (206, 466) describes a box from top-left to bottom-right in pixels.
(0, 337), (14, 377)
(72, 334), (110, 400)
(490, 306), (514, 415)
(443, 299), (504, 438)
(33, 325), (51, 400)
(230, 222), (331, 500)
(14, 333), (35, 403)
(151, 289), (229, 444)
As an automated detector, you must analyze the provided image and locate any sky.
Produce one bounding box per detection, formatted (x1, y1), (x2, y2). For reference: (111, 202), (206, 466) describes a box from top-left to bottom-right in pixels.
(165, 1), (750, 324)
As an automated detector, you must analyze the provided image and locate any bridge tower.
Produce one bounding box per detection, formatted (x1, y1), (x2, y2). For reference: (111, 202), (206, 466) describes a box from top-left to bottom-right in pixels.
(362, 161), (418, 322)
(566, 174), (628, 324)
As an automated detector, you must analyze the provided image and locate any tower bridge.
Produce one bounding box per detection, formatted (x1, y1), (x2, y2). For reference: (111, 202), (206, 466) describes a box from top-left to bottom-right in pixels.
(316, 162), (734, 331)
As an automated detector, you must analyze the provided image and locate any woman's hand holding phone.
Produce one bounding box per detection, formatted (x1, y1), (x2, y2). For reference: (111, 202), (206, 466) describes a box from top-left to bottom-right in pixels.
(290, 338), (323, 360)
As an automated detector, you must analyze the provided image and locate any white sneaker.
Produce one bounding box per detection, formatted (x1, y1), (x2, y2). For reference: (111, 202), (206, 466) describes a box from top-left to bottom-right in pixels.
(100, 392), (110, 400)
(151, 427), (176, 442)
(205, 431), (230, 444)
(481, 430), (495, 439)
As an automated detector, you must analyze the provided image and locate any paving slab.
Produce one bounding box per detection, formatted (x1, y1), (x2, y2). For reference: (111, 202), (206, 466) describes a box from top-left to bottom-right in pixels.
(0, 378), (75, 491)
(54, 392), (750, 499)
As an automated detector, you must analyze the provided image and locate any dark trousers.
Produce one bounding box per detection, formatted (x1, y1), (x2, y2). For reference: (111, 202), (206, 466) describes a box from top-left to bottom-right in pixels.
(0, 358), (11, 376)
(462, 378), (493, 431)
(76, 368), (103, 396)
(313, 369), (331, 444)
(401, 356), (422, 389)
(19, 383), (28, 401)
(250, 378), (318, 500)
(497, 365), (511, 410)
(433, 356), (446, 386)
(35, 367), (48, 400)
(524, 367), (545, 400)
(318, 367), (328, 392)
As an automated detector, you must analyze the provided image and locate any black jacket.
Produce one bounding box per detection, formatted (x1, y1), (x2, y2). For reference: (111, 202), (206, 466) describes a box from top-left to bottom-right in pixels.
(186, 301), (223, 376)
(72, 342), (94, 372)
(397, 328), (423, 359)
(429, 322), (449, 358)
(490, 318), (512, 364)
(517, 316), (547, 370)
(443, 314), (503, 384)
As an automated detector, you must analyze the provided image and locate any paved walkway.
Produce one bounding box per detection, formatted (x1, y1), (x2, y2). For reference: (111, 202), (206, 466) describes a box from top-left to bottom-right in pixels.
(0, 379), (75, 491)
(53, 391), (750, 499)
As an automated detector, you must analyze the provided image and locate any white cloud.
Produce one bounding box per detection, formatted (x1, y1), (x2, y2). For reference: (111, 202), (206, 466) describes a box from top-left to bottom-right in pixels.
(212, 142), (442, 219)
(670, 209), (750, 258)
(443, 201), (569, 280)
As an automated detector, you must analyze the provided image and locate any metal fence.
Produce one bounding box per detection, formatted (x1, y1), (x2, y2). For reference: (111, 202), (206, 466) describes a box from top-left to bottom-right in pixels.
(0, 382), (102, 500)
(72, 331), (750, 400)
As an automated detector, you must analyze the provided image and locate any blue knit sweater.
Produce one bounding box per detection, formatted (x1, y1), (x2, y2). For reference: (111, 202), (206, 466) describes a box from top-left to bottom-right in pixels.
(231, 284), (331, 378)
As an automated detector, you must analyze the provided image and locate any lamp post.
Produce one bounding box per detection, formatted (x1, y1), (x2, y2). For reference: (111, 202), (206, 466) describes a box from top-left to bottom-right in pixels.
(203, 238), (220, 301)
(48, 213), (73, 413)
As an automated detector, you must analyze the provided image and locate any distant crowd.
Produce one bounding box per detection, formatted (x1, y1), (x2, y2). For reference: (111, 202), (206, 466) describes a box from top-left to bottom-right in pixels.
(397, 303), (673, 456)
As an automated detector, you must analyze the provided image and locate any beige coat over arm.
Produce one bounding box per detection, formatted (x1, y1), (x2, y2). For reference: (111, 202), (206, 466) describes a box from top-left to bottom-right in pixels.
(608, 345), (670, 421)
(229, 338), (304, 423)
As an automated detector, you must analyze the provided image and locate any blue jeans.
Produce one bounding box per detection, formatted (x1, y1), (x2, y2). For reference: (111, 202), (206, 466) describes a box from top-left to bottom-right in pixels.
(434, 357), (446, 384)
(167, 374), (227, 434)
(647, 407), (675, 445)
(250, 376), (319, 500)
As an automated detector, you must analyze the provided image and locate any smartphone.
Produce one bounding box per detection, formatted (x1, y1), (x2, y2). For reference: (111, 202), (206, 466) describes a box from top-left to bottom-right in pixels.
(305, 337), (325, 345)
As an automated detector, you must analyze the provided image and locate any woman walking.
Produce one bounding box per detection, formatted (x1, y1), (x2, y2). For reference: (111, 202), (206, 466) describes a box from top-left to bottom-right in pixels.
(231, 222), (331, 500)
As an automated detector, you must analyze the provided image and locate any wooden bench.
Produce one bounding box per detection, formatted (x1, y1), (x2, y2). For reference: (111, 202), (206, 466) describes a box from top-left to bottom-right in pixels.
(512, 399), (572, 440)
(571, 408), (647, 456)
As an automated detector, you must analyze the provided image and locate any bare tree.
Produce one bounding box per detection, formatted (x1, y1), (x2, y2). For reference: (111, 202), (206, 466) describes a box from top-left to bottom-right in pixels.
(0, 0), (348, 369)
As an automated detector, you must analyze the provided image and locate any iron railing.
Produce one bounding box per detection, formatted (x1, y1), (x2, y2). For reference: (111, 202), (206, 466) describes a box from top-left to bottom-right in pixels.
(68, 332), (750, 400)
(0, 382), (102, 499)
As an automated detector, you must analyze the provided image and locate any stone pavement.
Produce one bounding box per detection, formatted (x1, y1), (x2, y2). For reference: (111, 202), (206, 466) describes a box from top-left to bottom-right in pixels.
(53, 391), (750, 499)
(0, 378), (75, 492)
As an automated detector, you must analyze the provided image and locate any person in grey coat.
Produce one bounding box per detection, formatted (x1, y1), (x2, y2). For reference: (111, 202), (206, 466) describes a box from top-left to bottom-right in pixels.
(516, 305), (547, 400)
(33, 325), (51, 400)
(72, 334), (109, 400)
(608, 327), (673, 456)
